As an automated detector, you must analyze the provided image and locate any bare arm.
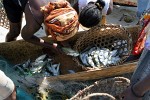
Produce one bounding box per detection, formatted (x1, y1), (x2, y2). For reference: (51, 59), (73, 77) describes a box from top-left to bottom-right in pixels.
(21, 24), (60, 54)
(22, 3), (61, 53)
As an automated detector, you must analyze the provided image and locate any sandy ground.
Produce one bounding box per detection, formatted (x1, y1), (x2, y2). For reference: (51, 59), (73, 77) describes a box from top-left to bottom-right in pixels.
(0, 5), (138, 43)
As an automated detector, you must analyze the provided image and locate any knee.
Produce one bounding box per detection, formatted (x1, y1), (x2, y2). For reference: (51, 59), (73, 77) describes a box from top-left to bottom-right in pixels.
(6, 27), (21, 42)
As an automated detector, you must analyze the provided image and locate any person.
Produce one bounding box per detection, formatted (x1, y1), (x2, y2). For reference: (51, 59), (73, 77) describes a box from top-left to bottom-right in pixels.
(122, 2), (150, 99)
(2, 0), (79, 53)
(73, 0), (113, 28)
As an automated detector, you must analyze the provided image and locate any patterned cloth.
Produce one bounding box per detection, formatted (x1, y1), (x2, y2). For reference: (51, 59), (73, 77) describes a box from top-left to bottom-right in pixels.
(41, 1), (79, 41)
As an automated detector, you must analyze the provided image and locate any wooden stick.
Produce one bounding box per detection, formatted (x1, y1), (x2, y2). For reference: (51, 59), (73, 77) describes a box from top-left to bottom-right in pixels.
(46, 61), (137, 81)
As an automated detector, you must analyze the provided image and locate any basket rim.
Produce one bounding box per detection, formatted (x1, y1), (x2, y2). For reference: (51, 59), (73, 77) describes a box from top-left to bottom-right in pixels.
(70, 77), (130, 100)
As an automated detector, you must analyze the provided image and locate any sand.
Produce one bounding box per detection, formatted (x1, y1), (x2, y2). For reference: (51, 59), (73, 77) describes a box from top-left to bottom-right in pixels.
(0, 5), (139, 43)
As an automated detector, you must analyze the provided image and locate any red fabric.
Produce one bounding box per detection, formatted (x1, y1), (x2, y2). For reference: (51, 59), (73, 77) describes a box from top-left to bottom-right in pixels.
(132, 18), (150, 55)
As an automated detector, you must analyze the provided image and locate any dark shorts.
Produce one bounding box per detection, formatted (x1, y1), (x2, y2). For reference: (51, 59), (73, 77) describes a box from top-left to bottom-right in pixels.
(3, 0), (28, 23)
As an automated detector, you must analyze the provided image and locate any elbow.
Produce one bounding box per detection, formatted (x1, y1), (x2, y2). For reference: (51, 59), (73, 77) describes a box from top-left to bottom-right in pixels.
(21, 34), (32, 42)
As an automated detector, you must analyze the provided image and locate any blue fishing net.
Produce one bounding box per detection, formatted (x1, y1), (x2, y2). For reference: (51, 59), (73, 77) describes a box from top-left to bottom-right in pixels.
(0, 56), (35, 99)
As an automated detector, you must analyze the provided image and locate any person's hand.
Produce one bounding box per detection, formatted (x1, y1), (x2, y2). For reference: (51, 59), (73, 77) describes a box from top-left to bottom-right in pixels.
(121, 86), (142, 100)
(52, 43), (64, 54)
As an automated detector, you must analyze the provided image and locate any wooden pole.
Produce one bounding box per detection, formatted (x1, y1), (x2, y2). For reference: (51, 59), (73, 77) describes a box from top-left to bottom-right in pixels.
(46, 61), (137, 81)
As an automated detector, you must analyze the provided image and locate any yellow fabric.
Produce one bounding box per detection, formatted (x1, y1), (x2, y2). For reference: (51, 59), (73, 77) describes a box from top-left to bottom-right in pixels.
(100, 15), (107, 25)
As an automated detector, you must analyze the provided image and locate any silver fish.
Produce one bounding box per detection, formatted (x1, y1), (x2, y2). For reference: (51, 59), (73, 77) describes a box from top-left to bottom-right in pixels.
(47, 63), (60, 76)
(35, 54), (48, 62)
(93, 54), (100, 67)
(22, 59), (31, 68)
(30, 61), (47, 74)
(61, 47), (80, 57)
(79, 51), (89, 66)
(68, 70), (76, 74)
(87, 56), (95, 67)
(110, 50), (118, 57)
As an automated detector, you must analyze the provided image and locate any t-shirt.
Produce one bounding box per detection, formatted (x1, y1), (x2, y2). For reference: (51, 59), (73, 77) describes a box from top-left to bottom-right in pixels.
(0, 70), (15, 100)
(78, 0), (110, 15)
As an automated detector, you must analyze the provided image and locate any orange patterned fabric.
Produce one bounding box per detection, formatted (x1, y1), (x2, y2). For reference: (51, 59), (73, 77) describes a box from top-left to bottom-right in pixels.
(41, 1), (79, 41)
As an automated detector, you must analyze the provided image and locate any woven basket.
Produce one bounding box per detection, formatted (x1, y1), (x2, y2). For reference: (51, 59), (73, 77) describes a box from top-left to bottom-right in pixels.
(70, 77), (130, 100)
(0, 1), (9, 29)
(73, 24), (132, 70)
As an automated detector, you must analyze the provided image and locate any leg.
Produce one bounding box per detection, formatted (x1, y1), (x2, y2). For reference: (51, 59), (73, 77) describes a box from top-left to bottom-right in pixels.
(6, 21), (22, 42)
(3, 0), (23, 42)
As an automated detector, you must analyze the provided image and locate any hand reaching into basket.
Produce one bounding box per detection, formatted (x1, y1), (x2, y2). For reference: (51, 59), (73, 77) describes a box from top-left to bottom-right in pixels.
(42, 41), (79, 57)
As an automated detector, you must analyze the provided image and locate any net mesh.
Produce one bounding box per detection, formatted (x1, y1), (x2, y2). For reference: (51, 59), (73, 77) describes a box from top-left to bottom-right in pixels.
(0, 1), (9, 29)
(70, 77), (130, 100)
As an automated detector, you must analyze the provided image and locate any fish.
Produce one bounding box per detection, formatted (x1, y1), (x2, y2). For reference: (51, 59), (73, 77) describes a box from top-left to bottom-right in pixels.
(68, 70), (76, 74)
(79, 51), (89, 66)
(87, 56), (95, 67)
(34, 54), (49, 62)
(79, 46), (121, 68)
(47, 61), (60, 76)
(61, 47), (80, 57)
(110, 50), (118, 57)
(93, 54), (101, 67)
(22, 59), (31, 68)
(30, 60), (47, 74)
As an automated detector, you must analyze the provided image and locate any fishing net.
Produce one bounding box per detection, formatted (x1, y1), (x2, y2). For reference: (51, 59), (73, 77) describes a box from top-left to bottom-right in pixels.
(0, 1), (9, 29)
(70, 77), (130, 100)
(0, 55), (92, 100)
(73, 24), (133, 70)
(0, 56), (42, 99)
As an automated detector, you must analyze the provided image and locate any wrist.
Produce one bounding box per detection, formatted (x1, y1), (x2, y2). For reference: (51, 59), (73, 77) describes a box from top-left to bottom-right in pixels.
(131, 84), (145, 98)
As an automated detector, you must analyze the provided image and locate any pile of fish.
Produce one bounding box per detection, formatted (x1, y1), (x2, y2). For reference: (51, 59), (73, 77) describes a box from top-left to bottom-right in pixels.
(79, 46), (121, 68)
(14, 54), (60, 77)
